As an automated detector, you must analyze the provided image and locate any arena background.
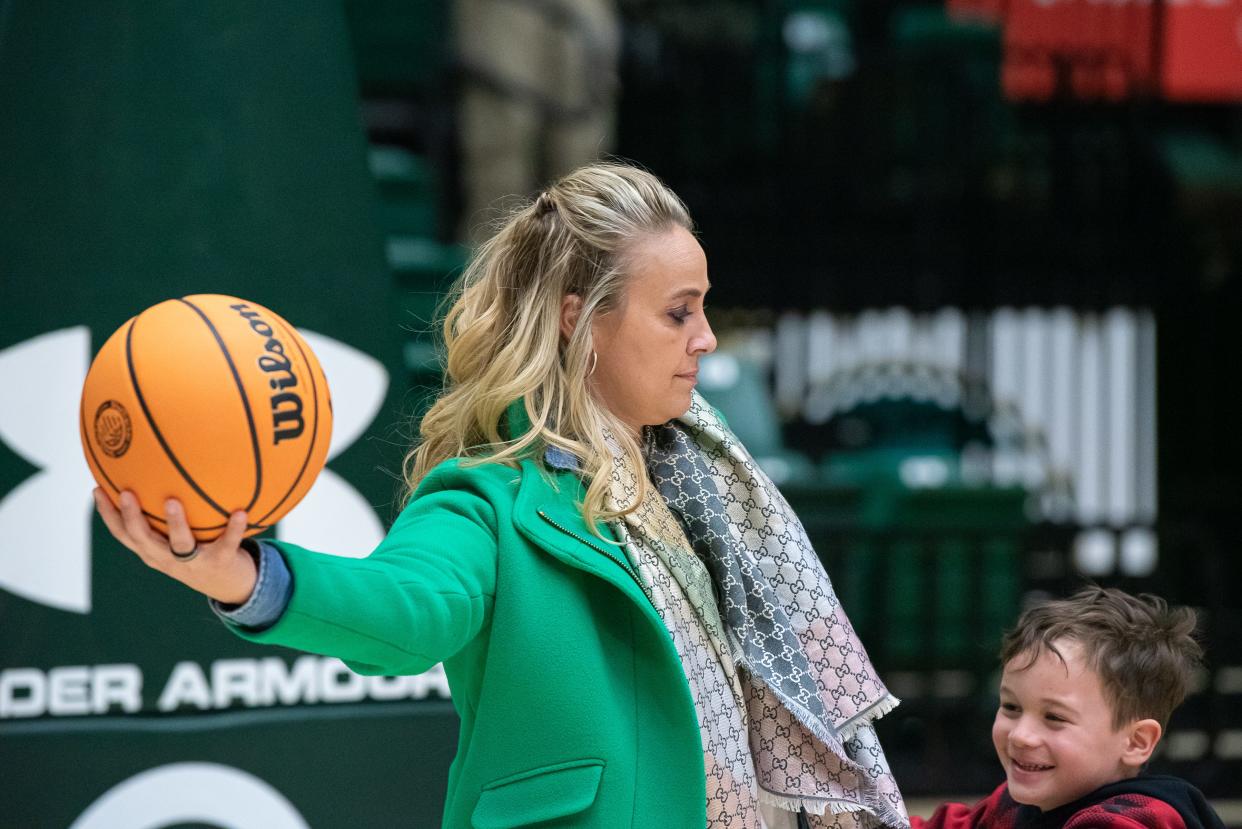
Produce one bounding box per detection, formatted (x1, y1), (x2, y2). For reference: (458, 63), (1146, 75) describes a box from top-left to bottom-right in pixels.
(1, 1), (1240, 826)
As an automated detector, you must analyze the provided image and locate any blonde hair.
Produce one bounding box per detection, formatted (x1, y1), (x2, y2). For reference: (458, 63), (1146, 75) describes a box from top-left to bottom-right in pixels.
(403, 162), (694, 529)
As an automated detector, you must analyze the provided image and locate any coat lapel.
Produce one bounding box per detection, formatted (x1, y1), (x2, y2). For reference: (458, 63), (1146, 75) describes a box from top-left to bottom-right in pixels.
(502, 399), (660, 618)
(512, 458), (658, 616)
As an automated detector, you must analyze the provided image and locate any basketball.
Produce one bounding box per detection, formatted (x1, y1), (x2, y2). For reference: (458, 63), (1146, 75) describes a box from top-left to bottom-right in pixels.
(80, 295), (333, 541)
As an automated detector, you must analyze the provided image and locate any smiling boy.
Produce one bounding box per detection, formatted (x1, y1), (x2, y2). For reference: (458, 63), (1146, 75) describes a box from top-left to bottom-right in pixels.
(913, 587), (1225, 829)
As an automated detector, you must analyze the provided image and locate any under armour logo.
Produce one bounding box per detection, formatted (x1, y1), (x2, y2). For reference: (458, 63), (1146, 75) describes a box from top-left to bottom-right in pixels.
(0, 328), (389, 614)
(71, 762), (309, 829)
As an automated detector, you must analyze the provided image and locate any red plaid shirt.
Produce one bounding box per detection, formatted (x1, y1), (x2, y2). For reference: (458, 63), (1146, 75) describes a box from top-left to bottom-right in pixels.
(912, 776), (1223, 829)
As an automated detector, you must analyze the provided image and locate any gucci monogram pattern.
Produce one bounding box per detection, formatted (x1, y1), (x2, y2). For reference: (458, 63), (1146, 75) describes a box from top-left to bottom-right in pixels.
(606, 392), (909, 829)
(615, 491), (762, 827)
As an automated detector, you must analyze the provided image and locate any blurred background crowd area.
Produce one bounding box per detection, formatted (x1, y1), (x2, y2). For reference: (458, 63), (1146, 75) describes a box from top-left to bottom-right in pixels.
(3, 0), (1241, 812)
(355, 0), (1242, 799)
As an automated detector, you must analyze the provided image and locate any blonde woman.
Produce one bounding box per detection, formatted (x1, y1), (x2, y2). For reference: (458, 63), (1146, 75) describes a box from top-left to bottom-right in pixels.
(95, 163), (909, 829)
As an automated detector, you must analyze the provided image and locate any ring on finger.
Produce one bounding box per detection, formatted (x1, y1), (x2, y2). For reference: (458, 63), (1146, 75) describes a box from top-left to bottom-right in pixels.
(170, 545), (200, 562)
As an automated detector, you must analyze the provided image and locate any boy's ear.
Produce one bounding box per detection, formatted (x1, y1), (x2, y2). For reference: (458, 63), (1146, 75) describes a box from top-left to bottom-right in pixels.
(1121, 718), (1162, 768)
(560, 293), (583, 342)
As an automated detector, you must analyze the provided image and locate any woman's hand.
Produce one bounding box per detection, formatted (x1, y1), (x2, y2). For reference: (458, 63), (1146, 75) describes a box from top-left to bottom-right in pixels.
(92, 488), (258, 605)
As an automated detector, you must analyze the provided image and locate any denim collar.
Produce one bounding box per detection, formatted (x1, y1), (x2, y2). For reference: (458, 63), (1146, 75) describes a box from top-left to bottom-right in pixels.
(544, 444), (581, 471)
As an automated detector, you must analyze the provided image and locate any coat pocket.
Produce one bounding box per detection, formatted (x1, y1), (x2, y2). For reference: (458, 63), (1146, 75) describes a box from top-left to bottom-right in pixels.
(471, 758), (605, 829)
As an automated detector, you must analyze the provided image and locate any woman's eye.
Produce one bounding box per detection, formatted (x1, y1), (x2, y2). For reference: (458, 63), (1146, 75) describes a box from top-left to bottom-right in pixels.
(668, 306), (691, 324)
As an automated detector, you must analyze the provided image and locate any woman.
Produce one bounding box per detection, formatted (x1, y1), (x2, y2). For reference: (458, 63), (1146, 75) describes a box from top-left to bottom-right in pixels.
(94, 163), (909, 829)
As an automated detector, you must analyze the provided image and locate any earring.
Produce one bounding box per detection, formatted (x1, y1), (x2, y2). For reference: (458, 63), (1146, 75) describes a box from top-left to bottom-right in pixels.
(588, 351), (598, 376)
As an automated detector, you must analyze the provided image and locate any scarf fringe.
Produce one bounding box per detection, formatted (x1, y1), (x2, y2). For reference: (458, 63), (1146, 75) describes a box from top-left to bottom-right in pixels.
(757, 788), (871, 818)
(836, 693), (901, 743)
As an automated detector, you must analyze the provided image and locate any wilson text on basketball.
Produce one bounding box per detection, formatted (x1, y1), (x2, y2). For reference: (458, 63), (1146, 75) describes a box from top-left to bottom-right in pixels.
(229, 303), (306, 444)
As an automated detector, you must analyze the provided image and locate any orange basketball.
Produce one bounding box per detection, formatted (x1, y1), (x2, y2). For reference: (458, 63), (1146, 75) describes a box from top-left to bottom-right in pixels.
(80, 295), (333, 541)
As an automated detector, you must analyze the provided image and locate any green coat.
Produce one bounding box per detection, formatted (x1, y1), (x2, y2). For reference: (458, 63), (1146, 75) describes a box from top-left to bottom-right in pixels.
(229, 451), (707, 828)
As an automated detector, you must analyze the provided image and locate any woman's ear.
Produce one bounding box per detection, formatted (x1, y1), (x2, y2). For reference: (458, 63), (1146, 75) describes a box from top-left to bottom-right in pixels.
(560, 293), (584, 342)
(1121, 718), (1162, 769)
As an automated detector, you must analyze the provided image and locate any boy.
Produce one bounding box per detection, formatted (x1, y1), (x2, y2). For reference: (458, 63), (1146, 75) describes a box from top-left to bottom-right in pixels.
(913, 586), (1225, 829)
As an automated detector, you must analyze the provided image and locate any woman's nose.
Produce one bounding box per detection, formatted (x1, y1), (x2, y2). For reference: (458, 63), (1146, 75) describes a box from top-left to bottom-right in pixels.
(691, 318), (717, 355)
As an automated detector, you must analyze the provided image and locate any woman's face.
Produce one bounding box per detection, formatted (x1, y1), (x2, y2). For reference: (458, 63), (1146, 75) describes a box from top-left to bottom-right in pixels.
(589, 225), (717, 431)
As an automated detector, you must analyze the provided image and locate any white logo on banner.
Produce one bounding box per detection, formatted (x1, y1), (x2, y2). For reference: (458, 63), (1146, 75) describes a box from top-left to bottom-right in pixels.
(0, 328), (390, 614)
(0, 328), (94, 613)
(279, 331), (388, 557)
(71, 762), (309, 829)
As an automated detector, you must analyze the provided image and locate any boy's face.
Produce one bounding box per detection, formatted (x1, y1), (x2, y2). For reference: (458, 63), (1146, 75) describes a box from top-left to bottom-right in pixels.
(992, 639), (1139, 811)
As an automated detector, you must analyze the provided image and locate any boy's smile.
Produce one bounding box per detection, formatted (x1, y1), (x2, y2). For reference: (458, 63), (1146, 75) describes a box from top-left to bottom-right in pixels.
(992, 638), (1144, 811)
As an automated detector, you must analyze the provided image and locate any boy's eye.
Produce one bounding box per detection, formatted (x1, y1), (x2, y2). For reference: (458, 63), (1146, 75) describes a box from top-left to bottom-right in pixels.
(1045, 713), (1067, 724)
(999, 702), (1019, 714)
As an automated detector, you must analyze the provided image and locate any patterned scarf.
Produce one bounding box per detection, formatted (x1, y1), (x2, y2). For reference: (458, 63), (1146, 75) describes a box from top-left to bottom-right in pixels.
(604, 392), (910, 829)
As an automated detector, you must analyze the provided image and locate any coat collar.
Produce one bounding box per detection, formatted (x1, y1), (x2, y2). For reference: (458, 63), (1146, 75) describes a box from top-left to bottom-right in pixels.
(502, 398), (655, 616)
(511, 458), (655, 612)
(502, 398), (534, 444)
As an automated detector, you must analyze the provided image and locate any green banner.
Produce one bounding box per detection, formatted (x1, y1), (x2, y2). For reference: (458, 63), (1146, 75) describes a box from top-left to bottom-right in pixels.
(1, 3), (454, 825)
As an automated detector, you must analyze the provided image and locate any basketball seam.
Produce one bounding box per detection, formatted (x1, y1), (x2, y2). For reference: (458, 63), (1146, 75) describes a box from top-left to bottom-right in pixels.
(178, 297), (264, 513)
(253, 314), (322, 525)
(126, 308), (232, 521)
(82, 387), (261, 533)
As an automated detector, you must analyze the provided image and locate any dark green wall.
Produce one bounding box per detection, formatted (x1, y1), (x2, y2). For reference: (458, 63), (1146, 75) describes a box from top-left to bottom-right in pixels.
(0, 3), (454, 824)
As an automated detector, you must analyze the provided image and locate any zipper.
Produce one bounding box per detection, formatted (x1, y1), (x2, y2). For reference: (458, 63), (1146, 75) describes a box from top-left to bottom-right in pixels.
(536, 509), (651, 600)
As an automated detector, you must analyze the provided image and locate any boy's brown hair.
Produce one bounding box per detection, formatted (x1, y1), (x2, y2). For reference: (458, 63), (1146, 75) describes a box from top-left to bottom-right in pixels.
(999, 586), (1202, 729)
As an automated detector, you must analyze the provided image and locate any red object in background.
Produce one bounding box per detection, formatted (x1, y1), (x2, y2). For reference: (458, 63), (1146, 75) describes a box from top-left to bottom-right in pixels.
(970, 0), (1242, 102)
(1002, 54), (1056, 100)
(1002, 0), (1048, 100)
(1002, 0), (1076, 100)
(1121, 0), (1156, 96)
(1162, 0), (1242, 101)
(1004, 0), (1064, 56)
(1071, 0), (1106, 99)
